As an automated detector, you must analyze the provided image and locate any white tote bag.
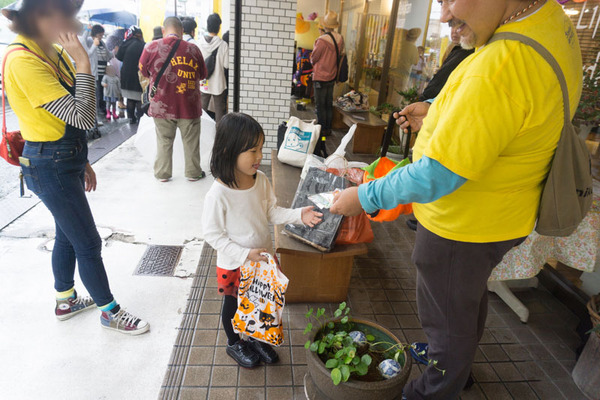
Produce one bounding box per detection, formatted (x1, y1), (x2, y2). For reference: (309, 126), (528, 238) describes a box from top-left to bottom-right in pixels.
(277, 116), (320, 167)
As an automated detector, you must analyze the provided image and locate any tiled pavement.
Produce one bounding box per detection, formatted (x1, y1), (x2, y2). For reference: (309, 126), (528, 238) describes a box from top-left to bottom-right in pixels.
(159, 213), (587, 400)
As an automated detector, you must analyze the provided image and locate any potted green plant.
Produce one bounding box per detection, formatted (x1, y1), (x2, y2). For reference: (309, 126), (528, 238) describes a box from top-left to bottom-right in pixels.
(574, 68), (600, 140)
(303, 302), (415, 400)
(369, 102), (396, 122)
(572, 294), (600, 398)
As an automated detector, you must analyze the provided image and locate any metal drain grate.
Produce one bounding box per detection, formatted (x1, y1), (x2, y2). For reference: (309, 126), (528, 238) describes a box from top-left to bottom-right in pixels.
(134, 245), (183, 276)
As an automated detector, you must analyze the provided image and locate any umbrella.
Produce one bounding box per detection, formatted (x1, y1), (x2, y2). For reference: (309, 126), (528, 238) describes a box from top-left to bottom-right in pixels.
(78, 0), (138, 28)
(88, 11), (137, 28)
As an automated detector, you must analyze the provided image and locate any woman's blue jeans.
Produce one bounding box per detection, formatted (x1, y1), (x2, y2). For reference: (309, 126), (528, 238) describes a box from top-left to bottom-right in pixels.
(20, 129), (114, 307)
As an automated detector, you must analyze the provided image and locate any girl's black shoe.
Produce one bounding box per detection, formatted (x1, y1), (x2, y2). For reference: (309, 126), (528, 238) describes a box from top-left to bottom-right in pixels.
(226, 340), (260, 368)
(247, 339), (279, 364)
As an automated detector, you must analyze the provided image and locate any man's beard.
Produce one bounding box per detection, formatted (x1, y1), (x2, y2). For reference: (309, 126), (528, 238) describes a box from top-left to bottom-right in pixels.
(460, 32), (477, 50)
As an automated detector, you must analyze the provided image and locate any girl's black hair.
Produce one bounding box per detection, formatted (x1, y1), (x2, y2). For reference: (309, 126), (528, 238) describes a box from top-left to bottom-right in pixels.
(9, 0), (80, 37)
(211, 112), (265, 188)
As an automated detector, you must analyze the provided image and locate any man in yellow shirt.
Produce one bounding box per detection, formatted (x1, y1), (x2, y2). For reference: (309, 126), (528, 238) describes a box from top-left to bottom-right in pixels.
(332, 0), (582, 397)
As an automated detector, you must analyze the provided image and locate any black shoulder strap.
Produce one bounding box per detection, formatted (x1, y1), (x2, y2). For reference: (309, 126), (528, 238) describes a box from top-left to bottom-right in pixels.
(150, 40), (181, 98)
(325, 32), (340, 68)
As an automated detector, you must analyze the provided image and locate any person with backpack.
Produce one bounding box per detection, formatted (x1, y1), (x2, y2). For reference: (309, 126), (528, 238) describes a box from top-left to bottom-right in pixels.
(198, 13), (229, 123)
(331, 0), (587, 398)
(139, 17), (207, 182)
(311, 11), (345, 158)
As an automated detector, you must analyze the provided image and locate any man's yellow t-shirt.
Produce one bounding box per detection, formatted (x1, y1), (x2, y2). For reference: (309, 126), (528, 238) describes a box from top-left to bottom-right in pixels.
(4, 35), (75, 142)
(412, 0), (582, 243)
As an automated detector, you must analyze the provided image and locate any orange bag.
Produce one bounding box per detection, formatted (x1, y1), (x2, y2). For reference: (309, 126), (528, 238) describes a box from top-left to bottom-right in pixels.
(362, 156), (413, 222)
(335, 212), (374, 245)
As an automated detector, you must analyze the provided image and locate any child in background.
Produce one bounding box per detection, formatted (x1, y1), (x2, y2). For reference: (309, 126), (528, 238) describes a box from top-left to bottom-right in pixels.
(202, 113), (323, 368)
(101, 65), (121, 120)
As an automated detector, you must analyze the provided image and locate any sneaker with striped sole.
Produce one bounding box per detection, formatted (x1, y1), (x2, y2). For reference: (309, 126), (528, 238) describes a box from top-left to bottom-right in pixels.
(101, 308), (150, 335)
(55, 292), (95, 321)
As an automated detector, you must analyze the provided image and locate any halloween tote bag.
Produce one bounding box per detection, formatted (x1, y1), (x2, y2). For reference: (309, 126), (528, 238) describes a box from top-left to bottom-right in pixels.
(232, 253), (288, 346)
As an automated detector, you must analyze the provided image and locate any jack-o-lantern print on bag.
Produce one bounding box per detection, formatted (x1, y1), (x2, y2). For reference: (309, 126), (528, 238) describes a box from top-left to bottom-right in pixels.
(232, 253), (288, 346)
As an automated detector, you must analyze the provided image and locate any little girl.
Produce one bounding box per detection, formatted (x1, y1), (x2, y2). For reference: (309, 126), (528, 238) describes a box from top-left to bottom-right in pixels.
(202, 113), (322, 368)
(101, 65), (121, 120)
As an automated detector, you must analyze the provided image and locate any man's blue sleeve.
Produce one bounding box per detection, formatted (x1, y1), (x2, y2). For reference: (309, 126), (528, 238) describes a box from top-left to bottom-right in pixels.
(358, 156), (467, 214)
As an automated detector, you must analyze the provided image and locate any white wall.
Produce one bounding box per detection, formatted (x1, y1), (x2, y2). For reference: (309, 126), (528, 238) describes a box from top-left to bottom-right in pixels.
(297, 0), (326, 18)
(228, 0), (297, 164)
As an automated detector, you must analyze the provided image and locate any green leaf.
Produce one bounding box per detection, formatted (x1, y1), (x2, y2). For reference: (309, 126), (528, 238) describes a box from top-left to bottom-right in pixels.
(309, 341), (319, 352)
(344, 356), (353, 364)
(318, 341), (327, 354)
(334, 309), (342, 318)
(327, 322), (335, 329)
(352, 356), (360, 365)
(305, 308), (313, 318)
(340, 364), (350, 382)
(303, 322), (313, 335)
(348, 349), (356, 359)
(331, 368), (342, 385)
(340, 316), (349, 324)
(335, 349), (345, 358)
(325, 359), (339, 369)
(356, 362), (368, 375)
(304, 340), (311, 349)
(339, 302), (347, 311)
(316, 308), (324, 318)
(344, 307), (350, 315)
(366, 334), (375, 342)
(361, 354), (372, 366)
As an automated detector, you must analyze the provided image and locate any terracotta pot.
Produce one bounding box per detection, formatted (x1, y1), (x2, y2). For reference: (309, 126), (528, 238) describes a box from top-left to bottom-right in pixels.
(305, 318), (412, 400)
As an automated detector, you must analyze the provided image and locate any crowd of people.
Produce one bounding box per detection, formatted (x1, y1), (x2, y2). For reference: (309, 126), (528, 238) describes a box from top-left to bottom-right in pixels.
(1, 0), (587, 398)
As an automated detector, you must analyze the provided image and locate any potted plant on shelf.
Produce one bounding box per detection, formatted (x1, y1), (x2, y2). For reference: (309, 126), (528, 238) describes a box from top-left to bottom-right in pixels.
(303, 302), (426, 400)
(574, 68), (600, 140)
(572, 294), (600, 399)
(369, 102), (395, 122)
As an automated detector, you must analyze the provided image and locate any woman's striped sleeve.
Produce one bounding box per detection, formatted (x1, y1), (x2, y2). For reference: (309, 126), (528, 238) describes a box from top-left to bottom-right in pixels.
(41, 73), (97, 130)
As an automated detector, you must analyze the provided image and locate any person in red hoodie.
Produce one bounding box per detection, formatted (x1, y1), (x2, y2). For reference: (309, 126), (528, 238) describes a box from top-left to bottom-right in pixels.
(139, 17), (207, 182)
(311, 11), (344, 158)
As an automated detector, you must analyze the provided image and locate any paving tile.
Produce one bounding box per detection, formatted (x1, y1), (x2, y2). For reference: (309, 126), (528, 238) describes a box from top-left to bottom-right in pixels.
(199, 300), (222, 315)
(216, 330), (229, 346)
(479, 344), (510, 362)
(554, 378), (587, 399)
(381, 279), (401, 290)
(367, 289), (388, 301)
(524, 343), (555, 360)
(290, 330), (308, 347)
(211, 365), (238, 387)
(479, 383), (512, 400)
(511, 327), (540, 344)
(459, 384), (486, 400)
(188, 346), (215, 365)
(397, 314), (421, 329)
(371, 301), (393, 314)
(513, 361), (545, 380)
(178, 387), (208, 400)
(500, 344), (532, 361)
(192, 330), (218, 346)
(276, 346), (292, 365)
(183, 365), (211, 386)
(287, 313), (308, 330)
(208, 387), (237, 400)
(504, 382), (538, 400)
(473, 347), (486, 363)
(537, 360), (572, 380)
(485, 314), (507, 328)
(375, 314), (400, 329)
(529, 380), (566, 399)
(471, 362), (500, 382)
(203, 288), (222, 301)
(237, 387), (265, 400)
(292, 364), (307, 386)
(490, 362), (524, 382)
(391, 301), (414, 315)
(291, 346), (307, 365)
(196, 314), (220, 329)
(213, 346), (238, 366)
(266, 365), (293, 386)
(238, 365), (265, 387)
(266, 386), (294, 400)
(351, 301), (374, 314)
(404, 289), (417, 301)
(489, 327), (518, 344)
(384, 289), (408, 302)
(403, 329), (428, 343)
(285, 303), (310, 314)
(293, 386), (308, 400)
(545, 342), (577, 361)
(479, 329), (497, 344)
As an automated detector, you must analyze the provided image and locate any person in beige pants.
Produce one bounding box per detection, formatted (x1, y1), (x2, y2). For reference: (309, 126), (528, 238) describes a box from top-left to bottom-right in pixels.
(153, 118), (202, 180)
(138, 17), (208, 182)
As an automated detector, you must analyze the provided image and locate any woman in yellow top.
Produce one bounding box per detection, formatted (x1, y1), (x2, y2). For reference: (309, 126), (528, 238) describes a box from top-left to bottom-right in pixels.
(2, 0), (148, 335)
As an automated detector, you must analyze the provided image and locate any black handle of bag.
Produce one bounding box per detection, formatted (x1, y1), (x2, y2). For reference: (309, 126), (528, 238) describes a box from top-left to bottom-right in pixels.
(150, 39), (181, 98)
(381, 111), (412, 159)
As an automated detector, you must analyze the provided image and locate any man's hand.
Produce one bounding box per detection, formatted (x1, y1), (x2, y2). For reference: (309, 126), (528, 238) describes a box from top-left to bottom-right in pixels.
(330, 186), (363, 216)
(394, 102), (431, 134)
(247, 248), (269, 263)
(301, 206), (323, 227)
(84, 163), (97, 192)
